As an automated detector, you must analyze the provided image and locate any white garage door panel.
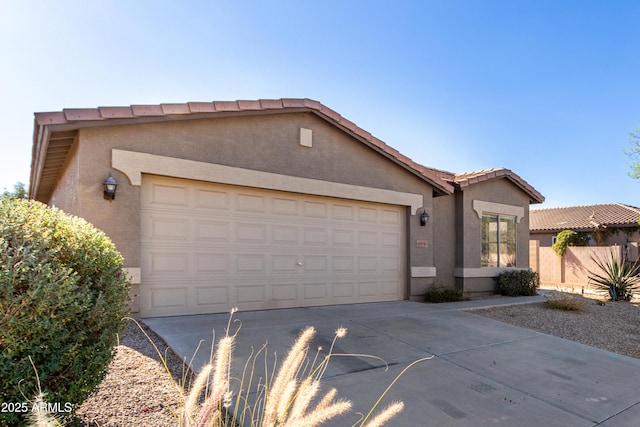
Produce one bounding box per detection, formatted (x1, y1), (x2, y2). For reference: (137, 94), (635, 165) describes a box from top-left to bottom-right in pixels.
(140, 176), (406, 317)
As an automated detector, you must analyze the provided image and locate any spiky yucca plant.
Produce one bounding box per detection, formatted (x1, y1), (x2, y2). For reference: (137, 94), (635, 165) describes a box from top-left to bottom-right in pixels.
(588, 251), (640, 301)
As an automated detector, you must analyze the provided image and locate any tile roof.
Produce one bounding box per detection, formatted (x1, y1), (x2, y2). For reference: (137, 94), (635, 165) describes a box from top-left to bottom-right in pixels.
(30, 98), (544, 205)
(530, 203), (640, 232)
(453, 168), (545, 204)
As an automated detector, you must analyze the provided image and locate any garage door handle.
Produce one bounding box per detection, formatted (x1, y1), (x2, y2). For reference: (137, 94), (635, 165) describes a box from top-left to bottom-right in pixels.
(297, 262), (304, 266)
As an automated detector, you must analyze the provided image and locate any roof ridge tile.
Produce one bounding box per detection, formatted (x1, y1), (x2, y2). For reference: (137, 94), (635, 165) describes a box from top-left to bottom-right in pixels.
(187, 102), (216, 113)
(130, 105), (164, 116)
(63, 108), (103, 122)
(281, 98), (306, 108)
(160, 103), (191, 115)
(237, 100), (262, 110)
(258, 99), (284, 109)
(213, 101), (240, 111)
(98, 106), (135, 119)
(318, 104), (341, 122)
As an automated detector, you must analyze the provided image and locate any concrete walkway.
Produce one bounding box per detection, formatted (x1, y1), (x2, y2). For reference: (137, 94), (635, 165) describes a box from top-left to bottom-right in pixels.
(143, 297), (640, 426)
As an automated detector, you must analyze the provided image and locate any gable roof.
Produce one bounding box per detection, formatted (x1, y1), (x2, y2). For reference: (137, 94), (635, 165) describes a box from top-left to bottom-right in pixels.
(530, 203), (640, 232)
(452, 168), (545, 204)
(29, 98), (543, 205)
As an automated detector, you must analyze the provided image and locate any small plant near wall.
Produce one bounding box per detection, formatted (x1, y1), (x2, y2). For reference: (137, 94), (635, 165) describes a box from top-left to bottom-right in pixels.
(424, 286), (465, 303)
(494, 270), (539, 296)
(552, 230), (589, 257)
(587, 251), (640, 301)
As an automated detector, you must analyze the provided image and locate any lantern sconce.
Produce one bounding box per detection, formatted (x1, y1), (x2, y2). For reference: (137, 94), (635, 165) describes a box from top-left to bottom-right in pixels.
(418, 208), (429, 227)
(103, 173), (117, 200)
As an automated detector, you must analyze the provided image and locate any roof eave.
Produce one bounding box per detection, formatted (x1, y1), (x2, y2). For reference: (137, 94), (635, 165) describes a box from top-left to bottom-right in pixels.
(454, 171), (544, 205)
(30, 99), (456, 202)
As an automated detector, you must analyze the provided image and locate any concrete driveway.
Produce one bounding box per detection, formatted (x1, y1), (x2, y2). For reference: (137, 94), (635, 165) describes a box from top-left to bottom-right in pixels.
(143, 298), (640, 426)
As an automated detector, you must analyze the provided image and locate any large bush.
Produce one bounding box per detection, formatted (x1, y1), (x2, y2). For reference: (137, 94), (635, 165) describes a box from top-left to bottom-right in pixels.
(494, 270), (539, 296)
(0, 198), (130, 426)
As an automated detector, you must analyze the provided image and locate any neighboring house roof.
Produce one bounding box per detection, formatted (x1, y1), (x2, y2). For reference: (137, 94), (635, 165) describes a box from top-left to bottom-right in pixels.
(530, 203), (640, 232)
(29, 98), (544, 204)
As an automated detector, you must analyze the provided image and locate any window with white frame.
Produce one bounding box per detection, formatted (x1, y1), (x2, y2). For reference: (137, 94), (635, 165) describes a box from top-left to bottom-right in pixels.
(481, 214), (517, 267)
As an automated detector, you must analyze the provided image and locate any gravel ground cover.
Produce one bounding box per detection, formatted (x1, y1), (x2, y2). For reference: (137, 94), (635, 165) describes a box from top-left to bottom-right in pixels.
(469, 292), (640, 359)
(75, 321), (192, 426)
(74, 292), (640, 426)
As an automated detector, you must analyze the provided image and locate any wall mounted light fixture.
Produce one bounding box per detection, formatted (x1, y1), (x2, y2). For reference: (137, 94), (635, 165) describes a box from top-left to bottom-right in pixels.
(103, 174), (117, 200)
(419, 209), (429, 226)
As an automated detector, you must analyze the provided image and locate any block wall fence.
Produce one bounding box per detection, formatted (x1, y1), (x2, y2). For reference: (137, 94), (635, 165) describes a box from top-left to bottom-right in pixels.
(529, 242), (624, 290)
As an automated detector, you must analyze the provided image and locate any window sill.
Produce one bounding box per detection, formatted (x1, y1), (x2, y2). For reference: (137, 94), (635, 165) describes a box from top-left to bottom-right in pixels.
(454, 267), (528, 278)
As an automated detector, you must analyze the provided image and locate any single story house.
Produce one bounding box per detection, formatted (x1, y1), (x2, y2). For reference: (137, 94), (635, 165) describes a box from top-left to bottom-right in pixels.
(530, 203), (640, 252)
(29, 98), (544, 317)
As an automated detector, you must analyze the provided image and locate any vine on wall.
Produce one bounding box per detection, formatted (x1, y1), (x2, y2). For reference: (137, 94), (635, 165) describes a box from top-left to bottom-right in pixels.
(552, 229), (589, 257)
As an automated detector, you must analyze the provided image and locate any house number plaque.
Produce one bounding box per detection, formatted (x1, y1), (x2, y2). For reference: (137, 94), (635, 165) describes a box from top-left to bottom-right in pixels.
(416, 240), (428, 248)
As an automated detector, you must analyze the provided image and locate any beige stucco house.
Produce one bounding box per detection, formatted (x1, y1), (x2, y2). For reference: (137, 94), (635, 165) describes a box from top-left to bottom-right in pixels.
(29, 98), (544, 317)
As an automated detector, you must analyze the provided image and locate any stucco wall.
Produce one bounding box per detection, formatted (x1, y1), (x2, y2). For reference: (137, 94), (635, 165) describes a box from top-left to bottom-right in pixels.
(454, 179), (533, 293)
(47, 112), (437, 300)
(530, 233), (554, 247)
(433, 193), (457, 287)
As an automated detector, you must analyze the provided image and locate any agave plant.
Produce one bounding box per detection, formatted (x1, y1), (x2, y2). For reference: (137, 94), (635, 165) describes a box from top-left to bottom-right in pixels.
(587, 251), (640, 301)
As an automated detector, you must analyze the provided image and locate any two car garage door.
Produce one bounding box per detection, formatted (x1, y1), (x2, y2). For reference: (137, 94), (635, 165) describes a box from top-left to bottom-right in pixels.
(140, 175), (406, 317)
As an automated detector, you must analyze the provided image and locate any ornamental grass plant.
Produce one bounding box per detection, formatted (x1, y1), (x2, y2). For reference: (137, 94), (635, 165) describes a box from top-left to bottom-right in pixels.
(543, 291), (587, 311)
(122, 310), (427, 427)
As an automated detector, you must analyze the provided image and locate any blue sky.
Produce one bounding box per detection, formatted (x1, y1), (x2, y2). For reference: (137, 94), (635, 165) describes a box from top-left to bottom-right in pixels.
(2, 0), (639, 208)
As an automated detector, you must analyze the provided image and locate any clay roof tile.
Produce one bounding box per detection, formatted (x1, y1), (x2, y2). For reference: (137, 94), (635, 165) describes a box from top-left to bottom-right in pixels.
(131, 105), (164, 116)
(281, 98), (306, 108)
(259, 99), (284, 109)
(237, 100), (262, 110)
(31, 98), (543, 203)
(99, 107), (135, 119)
(35, 112), (67, 125)
(161, 103), (191, 115)
(213, 101), (241, 111)
(63, 108), (103, 122)
(318, 104), (341, 122)
(187, 102), (216, 113)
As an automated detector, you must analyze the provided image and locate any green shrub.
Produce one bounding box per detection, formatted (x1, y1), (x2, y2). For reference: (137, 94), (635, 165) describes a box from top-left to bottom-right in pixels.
(494, 270), (539, 296)
(0, 199), (130, 426)
(424, 286), (465, 303)
(552, 230), (589, 257)
(587, 251), (640, 301)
